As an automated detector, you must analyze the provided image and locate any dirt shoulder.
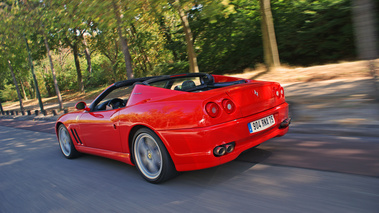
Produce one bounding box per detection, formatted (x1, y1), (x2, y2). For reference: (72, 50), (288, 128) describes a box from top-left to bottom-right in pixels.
(230, 59), (378, 84)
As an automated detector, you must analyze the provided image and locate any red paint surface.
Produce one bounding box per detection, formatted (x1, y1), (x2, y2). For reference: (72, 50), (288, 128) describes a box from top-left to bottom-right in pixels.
(55, 75), (290, 171)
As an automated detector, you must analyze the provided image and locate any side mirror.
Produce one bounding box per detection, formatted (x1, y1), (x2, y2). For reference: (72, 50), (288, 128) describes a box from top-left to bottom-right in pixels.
(75, 101), (90, 111)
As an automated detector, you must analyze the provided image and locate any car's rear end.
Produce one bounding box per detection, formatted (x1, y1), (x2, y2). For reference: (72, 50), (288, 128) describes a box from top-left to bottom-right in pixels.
(153, 75), (291, 171)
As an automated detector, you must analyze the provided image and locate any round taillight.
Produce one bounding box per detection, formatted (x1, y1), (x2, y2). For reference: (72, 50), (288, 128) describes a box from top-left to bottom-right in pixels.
(205, 102), (220, 118)
(222, 99), (235, 114)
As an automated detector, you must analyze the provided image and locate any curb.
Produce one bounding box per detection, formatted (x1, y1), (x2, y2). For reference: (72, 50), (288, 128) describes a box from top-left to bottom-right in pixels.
(0, 115), (59, 122)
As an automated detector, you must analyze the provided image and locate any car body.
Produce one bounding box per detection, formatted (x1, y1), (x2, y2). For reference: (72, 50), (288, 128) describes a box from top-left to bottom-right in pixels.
(56, 73), (290, 183)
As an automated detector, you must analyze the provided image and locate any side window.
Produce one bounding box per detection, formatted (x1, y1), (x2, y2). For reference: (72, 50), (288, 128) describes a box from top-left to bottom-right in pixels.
(95, 86), (133, 111)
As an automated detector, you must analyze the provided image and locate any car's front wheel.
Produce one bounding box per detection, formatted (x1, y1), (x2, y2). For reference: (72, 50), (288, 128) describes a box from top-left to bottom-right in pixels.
(58, 124), (80, 159)
(132, 128), (177, 183)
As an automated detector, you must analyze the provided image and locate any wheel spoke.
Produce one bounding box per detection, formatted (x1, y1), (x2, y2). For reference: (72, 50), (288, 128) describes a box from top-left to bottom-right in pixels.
(147, 160), (156, 173)
(138, 143), (147, 156)
(142, 138), (150, 150)
(151, 150), (161, 166)
(141, 157), (149, 168)
(64, 142), (70, 151)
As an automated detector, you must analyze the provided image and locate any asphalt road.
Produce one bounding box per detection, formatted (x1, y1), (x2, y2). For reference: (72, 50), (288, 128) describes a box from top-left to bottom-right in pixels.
(1, 119), (379, 213)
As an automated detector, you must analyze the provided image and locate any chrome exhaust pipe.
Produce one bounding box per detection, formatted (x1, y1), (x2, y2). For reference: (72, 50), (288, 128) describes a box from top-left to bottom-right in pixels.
(279, 118), (291, 129)
(225, 144), (235, 153)
(213, 146), (226, 156)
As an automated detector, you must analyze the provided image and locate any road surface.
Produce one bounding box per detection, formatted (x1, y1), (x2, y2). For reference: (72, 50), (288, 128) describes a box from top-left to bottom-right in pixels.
(0, 119), (378, 212)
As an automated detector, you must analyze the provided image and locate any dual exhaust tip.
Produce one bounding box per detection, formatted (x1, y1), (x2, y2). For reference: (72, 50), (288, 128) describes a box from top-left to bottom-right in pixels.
(279, 118), (291, 129)
(213, 142), (235, 157)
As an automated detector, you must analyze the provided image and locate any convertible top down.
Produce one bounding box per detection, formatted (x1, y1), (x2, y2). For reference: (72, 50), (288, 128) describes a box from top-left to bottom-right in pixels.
(56, 73), (290, 183)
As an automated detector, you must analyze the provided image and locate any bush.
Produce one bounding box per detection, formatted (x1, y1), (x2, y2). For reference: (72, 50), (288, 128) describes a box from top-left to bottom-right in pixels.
(152, 61), (190, 76)
(0, 84), (18, 102)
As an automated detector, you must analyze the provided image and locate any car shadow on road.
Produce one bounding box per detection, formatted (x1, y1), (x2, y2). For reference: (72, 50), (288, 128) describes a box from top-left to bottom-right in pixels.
(72, 147), (272, 186)
(167, 148), (272, 186)
(236, 147), (272, 163)
(71, 146), (273, 187)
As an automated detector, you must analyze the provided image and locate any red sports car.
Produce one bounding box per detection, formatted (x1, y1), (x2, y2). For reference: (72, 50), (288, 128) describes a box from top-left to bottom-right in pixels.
(56, 73), (290, 183)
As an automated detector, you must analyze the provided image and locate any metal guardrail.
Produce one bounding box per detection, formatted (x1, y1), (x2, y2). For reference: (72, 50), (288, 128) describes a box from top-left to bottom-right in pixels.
(0, 109), (69, 117)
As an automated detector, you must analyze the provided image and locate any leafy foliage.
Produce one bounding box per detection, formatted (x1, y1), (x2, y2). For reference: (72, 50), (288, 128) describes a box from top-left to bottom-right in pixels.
(272, 0), (355, 65)
(0, 0), (377, 102)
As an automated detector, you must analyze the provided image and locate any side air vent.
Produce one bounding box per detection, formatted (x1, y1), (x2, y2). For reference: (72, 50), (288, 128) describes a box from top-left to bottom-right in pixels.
(70, 129), (83, 145)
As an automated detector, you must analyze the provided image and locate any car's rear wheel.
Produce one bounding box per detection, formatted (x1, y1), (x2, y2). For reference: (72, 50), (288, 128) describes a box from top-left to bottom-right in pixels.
(58, 124), (80, 159)
(132, 128), (177, 183)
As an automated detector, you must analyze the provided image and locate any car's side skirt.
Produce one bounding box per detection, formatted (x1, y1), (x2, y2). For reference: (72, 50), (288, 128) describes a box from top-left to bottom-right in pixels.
(76, 146), (133, 166)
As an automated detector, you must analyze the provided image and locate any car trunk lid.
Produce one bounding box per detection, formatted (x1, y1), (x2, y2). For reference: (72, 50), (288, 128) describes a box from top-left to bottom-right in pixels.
(225, 81), (284, 118)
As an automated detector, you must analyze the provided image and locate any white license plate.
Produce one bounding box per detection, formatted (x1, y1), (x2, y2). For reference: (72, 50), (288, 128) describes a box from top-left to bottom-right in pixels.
(248, 115), (275, 133)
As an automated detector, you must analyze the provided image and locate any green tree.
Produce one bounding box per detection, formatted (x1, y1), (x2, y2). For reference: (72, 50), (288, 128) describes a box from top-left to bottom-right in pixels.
(7, 59), (24, 111)
(93, 28), (122, 81)
(39, 0), (64, 110)
(0, 0), (26, 111)
(172, 0), (199, 73)
(54, 0), (90, 92)
(272, 0), (355, 65)
(82, 0), (138, 79)
(112, 0), (134, 79)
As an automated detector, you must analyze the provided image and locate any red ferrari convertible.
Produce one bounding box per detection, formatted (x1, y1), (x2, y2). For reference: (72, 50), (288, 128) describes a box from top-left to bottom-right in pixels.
(56, 73), (290, 183)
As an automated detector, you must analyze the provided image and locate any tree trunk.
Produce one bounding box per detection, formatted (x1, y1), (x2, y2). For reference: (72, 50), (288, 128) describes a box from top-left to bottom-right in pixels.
(175, 0), (199, 73)
(82, 35), (92, 74)
(352, 0), (379, 101)
(113, 0), (134, 79)
(72, 43), (84, 92)
(260, 0), (280, 69)
(352, 0), (378, 60)
(0, 100), (4, 115)
(30, 79), (36, 99)
(7, 60), (24, 112)
(19, 79), (28, 101)
(45, 37), (64, 110)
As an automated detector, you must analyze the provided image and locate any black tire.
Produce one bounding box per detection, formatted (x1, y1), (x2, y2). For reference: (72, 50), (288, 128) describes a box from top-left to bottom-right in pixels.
(132, 128), (178, 183)
(57, 124), (80, 159)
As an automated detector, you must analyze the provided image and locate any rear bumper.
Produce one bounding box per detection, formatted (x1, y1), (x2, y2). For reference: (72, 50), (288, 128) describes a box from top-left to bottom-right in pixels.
(157, 102), (290, 171)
